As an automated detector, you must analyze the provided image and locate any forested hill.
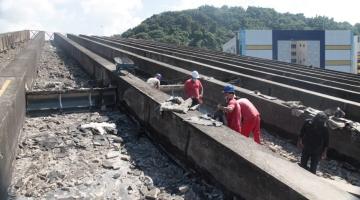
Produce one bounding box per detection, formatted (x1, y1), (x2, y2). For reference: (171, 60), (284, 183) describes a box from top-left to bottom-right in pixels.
(120, 5), (360, 50)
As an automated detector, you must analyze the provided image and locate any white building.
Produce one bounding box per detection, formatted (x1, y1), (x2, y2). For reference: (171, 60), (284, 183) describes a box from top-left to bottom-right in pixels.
(222, 30), (358, 74)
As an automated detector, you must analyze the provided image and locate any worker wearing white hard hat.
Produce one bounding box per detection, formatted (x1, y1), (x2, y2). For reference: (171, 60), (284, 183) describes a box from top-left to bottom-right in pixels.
(191, 70), (200, 79)
(146, 73), (162, 89)
(184, 70), (203, 106)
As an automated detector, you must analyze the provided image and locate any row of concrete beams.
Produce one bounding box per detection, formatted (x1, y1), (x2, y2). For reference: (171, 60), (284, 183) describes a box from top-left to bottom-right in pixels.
(77, 35), (360, 122)
(109, 37), (360, 89)
(127, 37), (360, 80)
(0, 30), (30, 52)
(0, 32), (44, 199)
(54, 32), (357, 200)
(98, 37), (360, 101)
(67, 34), (360, 168)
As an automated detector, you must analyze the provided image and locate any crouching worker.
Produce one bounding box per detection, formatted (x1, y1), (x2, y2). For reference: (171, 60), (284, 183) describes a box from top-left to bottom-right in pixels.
(184, 71), (203, 106)
(298, 112), (329, 174)
(237, 98), (261, 144)
(146, 73), (162, 89)
(217, 85), (241, 134)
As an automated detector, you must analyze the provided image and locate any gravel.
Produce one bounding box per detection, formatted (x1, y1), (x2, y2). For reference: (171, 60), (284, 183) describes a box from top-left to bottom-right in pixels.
(32, 42), (96, 91)
(8, 111), (223, 199)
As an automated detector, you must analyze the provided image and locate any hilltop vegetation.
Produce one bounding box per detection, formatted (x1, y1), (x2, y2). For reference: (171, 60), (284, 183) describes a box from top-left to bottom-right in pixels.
(120, 6), (360, 50)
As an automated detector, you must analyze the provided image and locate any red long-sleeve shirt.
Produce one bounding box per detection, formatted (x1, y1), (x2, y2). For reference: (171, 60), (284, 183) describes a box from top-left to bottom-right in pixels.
(184, 79), (203, 100)
(226, 98), (242, 133)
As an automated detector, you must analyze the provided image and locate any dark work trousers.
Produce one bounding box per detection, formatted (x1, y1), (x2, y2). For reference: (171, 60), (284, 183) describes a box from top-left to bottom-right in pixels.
(191, 98), (200, 107)
(300, 149), (322, 174)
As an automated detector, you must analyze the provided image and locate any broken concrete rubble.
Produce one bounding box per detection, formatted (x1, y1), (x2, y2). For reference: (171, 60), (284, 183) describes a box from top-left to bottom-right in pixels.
(9, 111), (224, 199)
(80, 122), (116, 135)
(160, 96), (193, 113)
(32, 42), (95, 91)
(185, 114), (223, 127)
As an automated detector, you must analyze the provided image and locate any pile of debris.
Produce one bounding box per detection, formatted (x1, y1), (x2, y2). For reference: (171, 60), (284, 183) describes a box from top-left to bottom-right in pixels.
(160, 96), (196, 114)
(32, 42), (95, 91)
(9, 111), (223, 199)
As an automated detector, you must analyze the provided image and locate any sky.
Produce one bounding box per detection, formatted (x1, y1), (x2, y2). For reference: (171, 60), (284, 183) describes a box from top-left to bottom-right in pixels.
(0, 0), (359, 36)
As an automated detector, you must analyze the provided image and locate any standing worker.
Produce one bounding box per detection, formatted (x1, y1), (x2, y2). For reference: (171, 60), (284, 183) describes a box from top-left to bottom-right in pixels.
(237, 98), (261, 144)
(184, 71), (203, 106)
(217, 85), (241, 133)
(298, 112), (329, 174)
(146, 73), (162, 89)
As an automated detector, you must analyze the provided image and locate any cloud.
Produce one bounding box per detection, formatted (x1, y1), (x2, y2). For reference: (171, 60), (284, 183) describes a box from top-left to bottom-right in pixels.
(0, 0), (143, 36)
(0, 0), (359, 36)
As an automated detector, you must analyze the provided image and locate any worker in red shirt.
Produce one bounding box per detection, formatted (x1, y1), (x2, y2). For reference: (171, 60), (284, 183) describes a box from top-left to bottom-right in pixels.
(184, 71), (203, 106)
(217, 85), (241, 133)
(237, 98), (261, 144)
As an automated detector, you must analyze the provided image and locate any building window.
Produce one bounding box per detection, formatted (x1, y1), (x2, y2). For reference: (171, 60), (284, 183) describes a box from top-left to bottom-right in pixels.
(291, 59), (297, 63)
(291, 44), (296, 48)
(291, 52), (296, 56)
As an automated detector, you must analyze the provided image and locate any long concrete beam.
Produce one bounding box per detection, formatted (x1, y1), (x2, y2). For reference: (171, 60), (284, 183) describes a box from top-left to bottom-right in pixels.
(0, 32), (44, 199)
(54, 32), (357, 200)
(102, 36), (360, 90)
(73, 35), (360, 123)
(67, 34), (360, 166)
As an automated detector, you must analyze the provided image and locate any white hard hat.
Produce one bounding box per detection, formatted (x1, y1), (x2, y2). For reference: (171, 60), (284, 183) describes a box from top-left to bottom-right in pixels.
(191, 71), (200, 79)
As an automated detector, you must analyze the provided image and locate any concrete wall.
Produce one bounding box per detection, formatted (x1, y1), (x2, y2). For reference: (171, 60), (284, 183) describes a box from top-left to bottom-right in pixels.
(325, 30), (354, 73)
(352, 35), (358, 74)
(55, 33), (357, 200)
(222, 36), (237, 54)
(246, 50), (273, 59)
(245, 30), (272, 45)
(0, 30), (30, 52)
(305, 41), (321, 67)
(277, 40), (291, 63)
(243, 30), (273, 59)
(0, 32), (44, 199)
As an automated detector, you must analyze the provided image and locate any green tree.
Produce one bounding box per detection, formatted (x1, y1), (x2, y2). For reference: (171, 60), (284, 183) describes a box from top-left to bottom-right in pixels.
(119, 5), (359, 50)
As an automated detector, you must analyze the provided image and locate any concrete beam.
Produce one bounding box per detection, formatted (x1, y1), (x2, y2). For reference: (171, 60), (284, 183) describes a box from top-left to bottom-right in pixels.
(54, 32), (357, 200)
(0, 32), (44, 199)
